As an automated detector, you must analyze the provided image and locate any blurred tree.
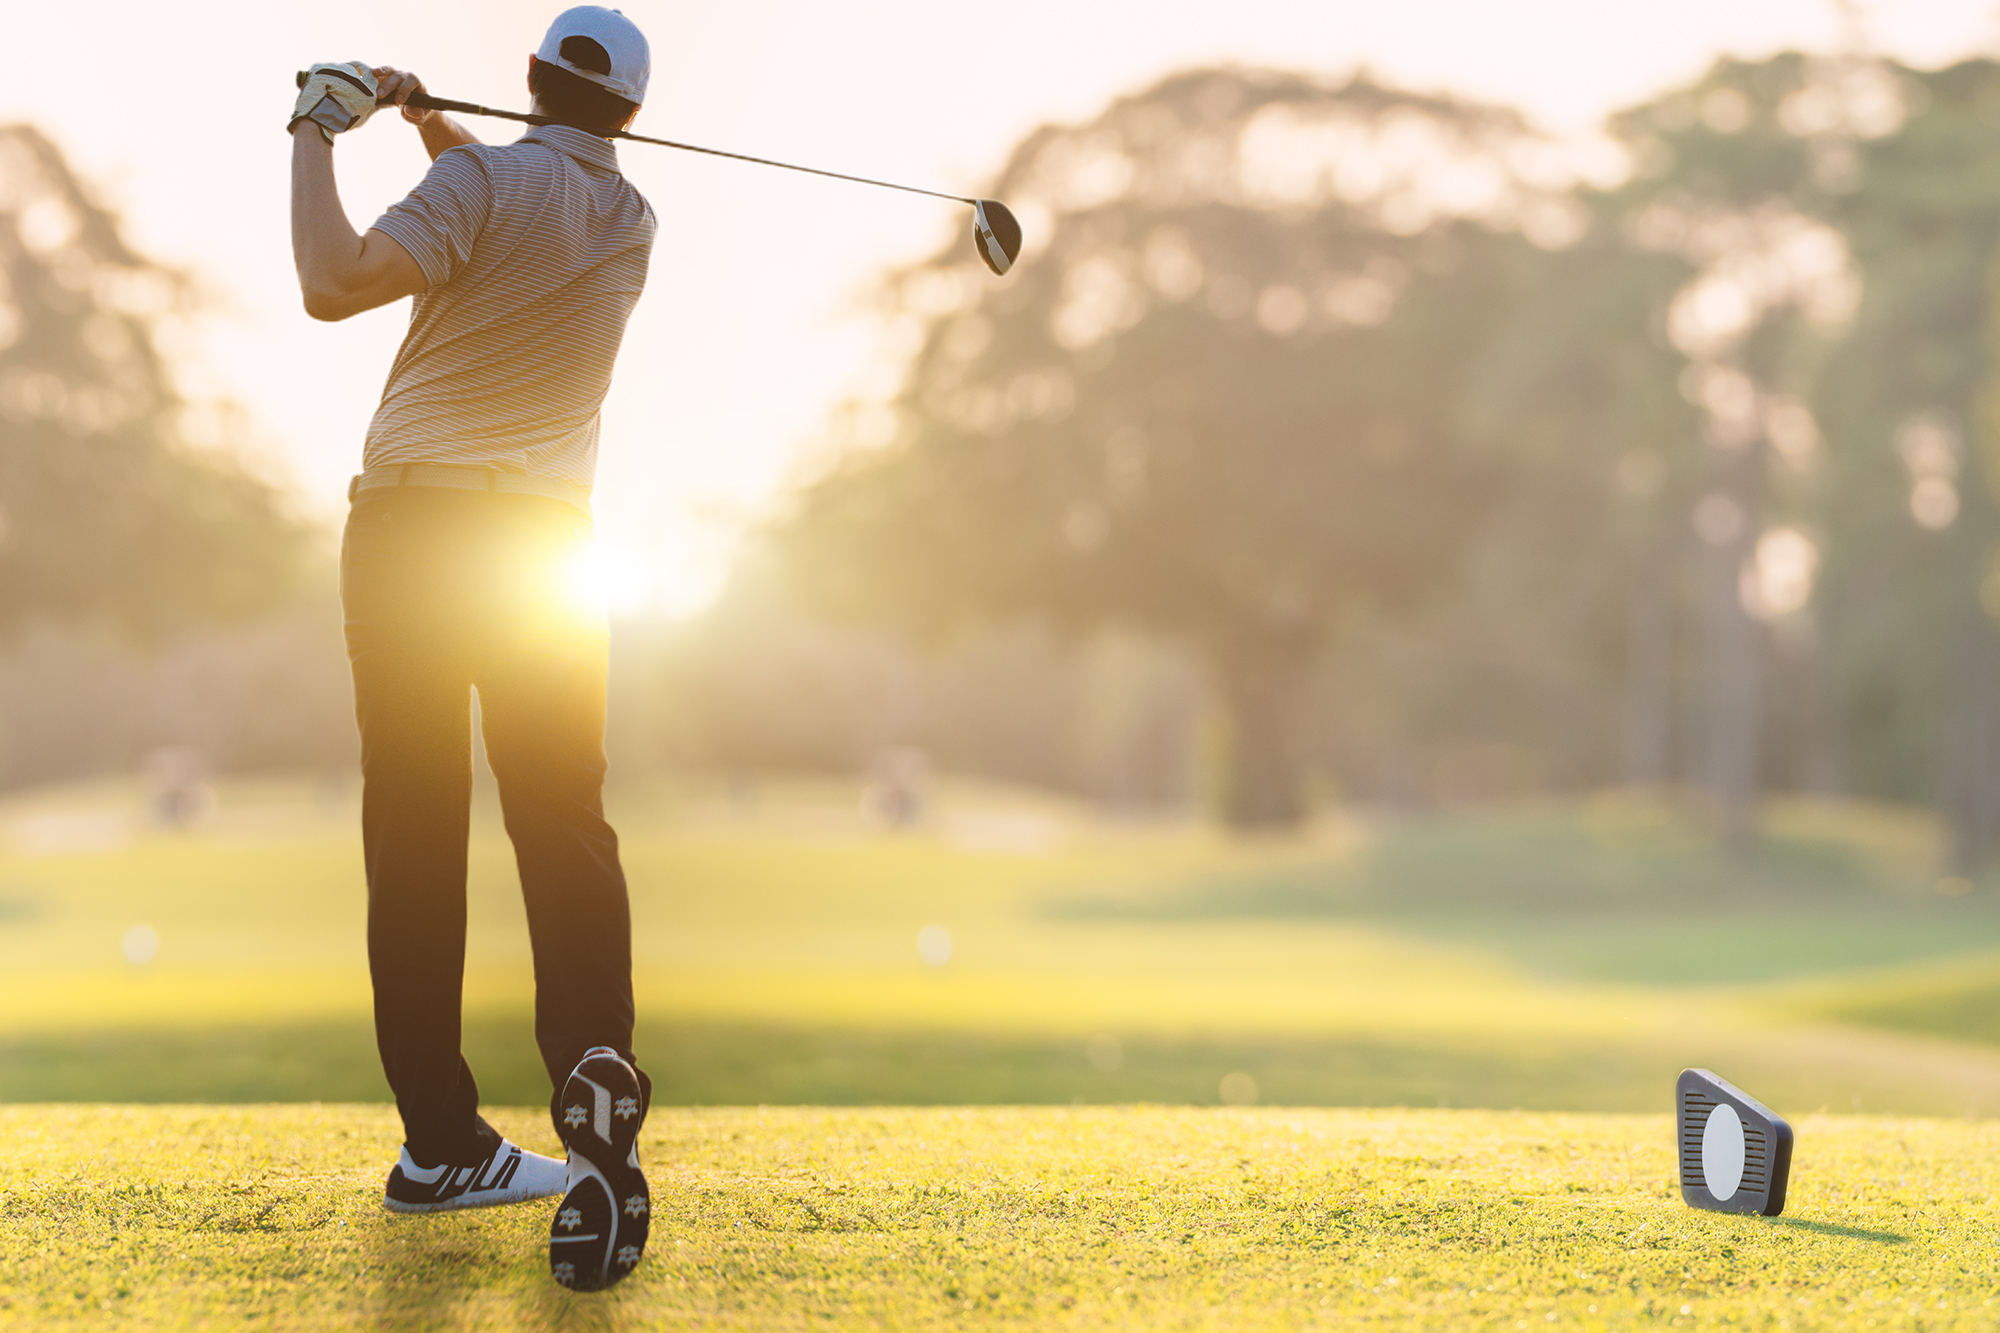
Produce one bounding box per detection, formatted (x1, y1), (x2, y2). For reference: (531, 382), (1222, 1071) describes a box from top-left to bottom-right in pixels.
(606, 561), (1203, 806)
(758, 53), (2000, 851)
(1298, 201), (1700, 811)
(778, 70), (1594, 827)
(1814, 57), (2000, 873)
(0, 125), (307, 637)
(1593, 54), (1868, 853)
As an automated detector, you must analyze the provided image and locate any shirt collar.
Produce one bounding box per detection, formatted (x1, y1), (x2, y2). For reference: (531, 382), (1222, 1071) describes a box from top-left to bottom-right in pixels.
(518, 124), (622, 175)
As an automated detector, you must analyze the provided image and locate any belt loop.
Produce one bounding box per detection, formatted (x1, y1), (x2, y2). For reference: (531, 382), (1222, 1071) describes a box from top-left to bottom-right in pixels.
(398, 463), (410, 488)
(347, 475), (359, 503)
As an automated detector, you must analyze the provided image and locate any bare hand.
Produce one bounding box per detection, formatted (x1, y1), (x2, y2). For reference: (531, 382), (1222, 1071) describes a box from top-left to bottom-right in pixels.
(371, 66), (431, 124)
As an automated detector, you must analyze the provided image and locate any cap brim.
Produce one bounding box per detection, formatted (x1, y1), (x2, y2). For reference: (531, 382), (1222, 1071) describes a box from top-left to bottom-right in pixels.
(542, 54), (641, 102)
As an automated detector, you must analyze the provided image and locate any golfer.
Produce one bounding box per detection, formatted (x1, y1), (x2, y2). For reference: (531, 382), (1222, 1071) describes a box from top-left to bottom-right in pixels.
(288, 6), (655, 1292)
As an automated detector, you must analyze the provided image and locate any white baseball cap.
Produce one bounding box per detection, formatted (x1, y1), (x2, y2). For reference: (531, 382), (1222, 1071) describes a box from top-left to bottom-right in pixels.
(536, 6), (650, 104)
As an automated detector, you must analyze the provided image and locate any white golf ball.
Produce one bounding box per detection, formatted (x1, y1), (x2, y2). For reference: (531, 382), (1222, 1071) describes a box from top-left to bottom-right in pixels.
(916, 924), (953, 967)
(122, 923), (159, 966)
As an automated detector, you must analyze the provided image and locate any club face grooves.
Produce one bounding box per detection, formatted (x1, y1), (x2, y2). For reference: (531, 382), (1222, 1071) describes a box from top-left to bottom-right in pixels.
(1677, 1068), (1793, 1216)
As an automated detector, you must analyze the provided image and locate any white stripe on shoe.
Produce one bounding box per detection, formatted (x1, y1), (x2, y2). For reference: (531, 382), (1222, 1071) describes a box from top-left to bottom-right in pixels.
(384, 1138), (567, 1213)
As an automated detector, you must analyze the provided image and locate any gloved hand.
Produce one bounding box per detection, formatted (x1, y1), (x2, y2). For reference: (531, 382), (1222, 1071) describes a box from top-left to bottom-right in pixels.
(290, 62), (380, 143)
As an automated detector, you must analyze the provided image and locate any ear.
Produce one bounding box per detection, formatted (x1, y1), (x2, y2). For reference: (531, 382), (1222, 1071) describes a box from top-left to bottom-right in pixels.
(527, 53), (540, 93)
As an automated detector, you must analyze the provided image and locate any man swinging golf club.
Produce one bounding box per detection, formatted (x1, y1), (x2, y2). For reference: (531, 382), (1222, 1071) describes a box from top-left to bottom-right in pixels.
(288, 6), (655, 1293)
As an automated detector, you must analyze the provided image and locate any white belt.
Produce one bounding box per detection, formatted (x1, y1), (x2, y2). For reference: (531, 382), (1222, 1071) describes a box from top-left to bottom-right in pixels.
(351, 462), (591, 514)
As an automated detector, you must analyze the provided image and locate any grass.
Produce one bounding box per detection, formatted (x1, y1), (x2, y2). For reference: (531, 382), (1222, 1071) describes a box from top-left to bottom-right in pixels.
(1058, 795), (1996, 984)
(6, 1102), (1999, 1330)
(6, 779), (2000, 1114)
(11, 781), (2000, 1325)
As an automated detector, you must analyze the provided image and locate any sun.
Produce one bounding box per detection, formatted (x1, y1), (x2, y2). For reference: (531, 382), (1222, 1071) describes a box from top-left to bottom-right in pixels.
(562, 543), (652, 619)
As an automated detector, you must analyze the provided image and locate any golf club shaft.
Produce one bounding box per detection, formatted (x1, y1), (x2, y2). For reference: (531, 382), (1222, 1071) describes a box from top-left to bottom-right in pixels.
(380, 88), (979, 207)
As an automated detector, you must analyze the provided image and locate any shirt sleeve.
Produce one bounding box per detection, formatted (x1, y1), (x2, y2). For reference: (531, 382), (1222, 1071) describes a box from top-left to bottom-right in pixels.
(369, 147), (493, 289)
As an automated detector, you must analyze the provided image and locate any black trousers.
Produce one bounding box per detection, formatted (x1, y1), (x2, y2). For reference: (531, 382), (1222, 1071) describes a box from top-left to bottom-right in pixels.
(341, 485), (645, 1166)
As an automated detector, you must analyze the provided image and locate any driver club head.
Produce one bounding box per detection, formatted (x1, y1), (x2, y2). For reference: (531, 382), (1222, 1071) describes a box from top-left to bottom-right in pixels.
(1677, 1069), (1793, 1216)
(973, 200), (1022, 276)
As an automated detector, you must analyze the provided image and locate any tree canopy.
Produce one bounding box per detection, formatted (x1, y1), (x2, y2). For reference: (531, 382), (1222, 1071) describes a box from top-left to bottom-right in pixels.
(781, 70), (1637, 824)
(765, 52), (2000, 853)
(0, 125), (308, 637)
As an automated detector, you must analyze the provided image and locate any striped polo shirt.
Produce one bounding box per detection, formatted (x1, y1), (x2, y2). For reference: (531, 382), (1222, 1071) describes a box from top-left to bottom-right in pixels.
(364, 125), (656, 493)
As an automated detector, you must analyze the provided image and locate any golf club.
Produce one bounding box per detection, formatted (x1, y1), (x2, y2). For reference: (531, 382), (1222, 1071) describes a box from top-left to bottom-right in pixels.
(295, 74), (1023, 276)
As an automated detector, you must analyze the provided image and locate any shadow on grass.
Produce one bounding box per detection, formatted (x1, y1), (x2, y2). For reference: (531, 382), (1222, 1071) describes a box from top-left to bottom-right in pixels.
(1049, 811), (1896, 921)
(361, 1206), (653, 1331)
(0, 1013), (1704, 1110)
(5, 1012), (1996, 1117)
(1044, 810), (2000, 986)
(1762, 1217), (1907, 1244)
(366, 1215), (488, 1332)
(1822, 977), (2000, 1048)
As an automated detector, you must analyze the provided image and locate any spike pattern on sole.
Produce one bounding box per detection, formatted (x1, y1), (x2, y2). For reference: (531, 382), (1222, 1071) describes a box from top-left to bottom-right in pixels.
(551, 1049), (649, 1291)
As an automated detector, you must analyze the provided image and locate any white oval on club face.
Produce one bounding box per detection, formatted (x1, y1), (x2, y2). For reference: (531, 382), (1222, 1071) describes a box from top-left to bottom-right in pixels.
(1702, 1102), (1745, 1200)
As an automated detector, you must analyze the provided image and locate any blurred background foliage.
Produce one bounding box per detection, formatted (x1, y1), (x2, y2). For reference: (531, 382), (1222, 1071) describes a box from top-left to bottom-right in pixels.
(774, 50), (2000, 862)
(0, 127), (310, 636)
(9, 52), (2000, 866)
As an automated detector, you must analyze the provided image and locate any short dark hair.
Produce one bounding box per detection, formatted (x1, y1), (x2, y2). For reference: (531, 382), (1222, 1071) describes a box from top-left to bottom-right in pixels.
(530, 39), (638, 136)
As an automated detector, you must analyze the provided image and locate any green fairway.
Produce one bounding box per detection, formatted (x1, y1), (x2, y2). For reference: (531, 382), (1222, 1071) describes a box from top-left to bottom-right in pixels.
(5, 779), (2000, 1114)
(4, 1102), (1995, 1330)
(8, 783), (2000, 1327)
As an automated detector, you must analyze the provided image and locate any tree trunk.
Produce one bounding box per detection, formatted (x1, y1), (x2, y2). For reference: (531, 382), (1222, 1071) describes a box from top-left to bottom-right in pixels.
(1943, 605), (1998, 876)
(1703, 561), (1762, 855)
(1699, 441), (1764, 858)
(1623, 535), (1673, 788)
(1210, 632), (1313, 830)
(1787, 617), (1844, 796)
(1943, 243), (2000, 874)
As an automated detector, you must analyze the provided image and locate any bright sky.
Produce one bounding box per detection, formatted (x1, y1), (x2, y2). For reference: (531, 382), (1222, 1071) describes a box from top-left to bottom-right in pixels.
(3, 0), (1994, 614)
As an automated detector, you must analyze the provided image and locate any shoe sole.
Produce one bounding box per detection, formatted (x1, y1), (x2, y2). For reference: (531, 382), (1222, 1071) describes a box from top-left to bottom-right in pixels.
(550, 1052), (649, 1291)
(385, 1178), (565, 1214)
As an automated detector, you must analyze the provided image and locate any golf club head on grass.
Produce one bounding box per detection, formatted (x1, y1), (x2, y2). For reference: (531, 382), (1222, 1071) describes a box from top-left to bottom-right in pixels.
(1677, 1068), (1793, 1216)
(973, 200), (1021, 276)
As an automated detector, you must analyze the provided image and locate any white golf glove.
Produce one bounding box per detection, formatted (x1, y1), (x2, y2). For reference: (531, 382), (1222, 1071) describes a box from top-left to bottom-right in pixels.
(290, 62), (380, 143)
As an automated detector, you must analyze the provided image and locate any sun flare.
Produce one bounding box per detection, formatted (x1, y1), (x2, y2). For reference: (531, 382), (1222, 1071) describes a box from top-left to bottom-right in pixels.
(562, 545), (652, 619)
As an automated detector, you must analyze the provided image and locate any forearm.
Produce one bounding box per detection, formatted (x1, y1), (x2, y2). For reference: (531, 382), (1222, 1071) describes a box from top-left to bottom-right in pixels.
(289, 126), (366, 319)
(417, 112), (480, 160)
(289, 126), (425, 320)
